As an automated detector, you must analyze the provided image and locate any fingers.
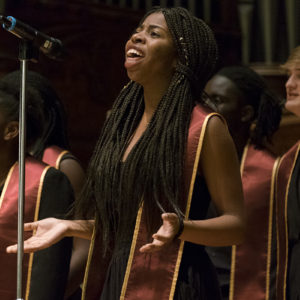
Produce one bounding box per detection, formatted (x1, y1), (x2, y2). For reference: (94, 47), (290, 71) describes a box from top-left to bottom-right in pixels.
(6, 241), (39, 253)
(24, 222), (38, 231)
(6, 241), (41, 253)
(6, 221), (40, 253)
(6, 244), (17, 253)
(161, 213), (177, 222)
(139, 213), (183, 253)
(139, 243), (161, 253)
(152, 233), (170, 242)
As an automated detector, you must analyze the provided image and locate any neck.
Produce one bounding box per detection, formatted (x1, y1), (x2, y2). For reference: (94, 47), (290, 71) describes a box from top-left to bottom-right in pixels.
(231, 126), (251, 161)
(0, 147), (18, 186)
(142, 79), (171, 118)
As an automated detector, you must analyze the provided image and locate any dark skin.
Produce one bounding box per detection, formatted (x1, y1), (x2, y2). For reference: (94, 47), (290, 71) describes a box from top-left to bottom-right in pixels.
(204, 74), (255, 160)
(0, 117), (19, 186)
(7, 12), (245, 254)
(59, 158), (88, 300)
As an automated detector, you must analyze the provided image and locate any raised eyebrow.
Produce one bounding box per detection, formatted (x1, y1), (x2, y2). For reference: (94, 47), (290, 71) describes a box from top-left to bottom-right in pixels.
(137, 24), (167, 32)
(286, 68), (300, 74)
(148, 24), (166, 31)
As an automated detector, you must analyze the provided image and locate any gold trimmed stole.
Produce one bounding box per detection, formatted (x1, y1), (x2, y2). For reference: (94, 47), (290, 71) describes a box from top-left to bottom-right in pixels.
(42, 145), (69, 169)
(275, 142), (300, 300)
(229, 143), (279, 300)
(119, 106), (219, 300)
(82, 105), (220, 300)
(0, 157), (50, 300)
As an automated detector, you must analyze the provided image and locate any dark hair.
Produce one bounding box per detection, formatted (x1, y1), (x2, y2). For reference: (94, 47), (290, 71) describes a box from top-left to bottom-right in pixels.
(0, 70), (70, 158)
(0, 81), (44, 148)
(217, 66), (283, 148)
(75, 7), (218, 250)
(281, 45), (300, 70)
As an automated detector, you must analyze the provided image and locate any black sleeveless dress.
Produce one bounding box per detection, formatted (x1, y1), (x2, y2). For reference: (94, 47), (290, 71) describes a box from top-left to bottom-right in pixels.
(99, 175), (222, 300)
(287, 155), (300, 300)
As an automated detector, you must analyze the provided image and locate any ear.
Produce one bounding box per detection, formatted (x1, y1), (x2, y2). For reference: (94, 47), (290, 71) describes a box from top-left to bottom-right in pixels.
(4, 121), (19, 141)
(241, 105), (255, 123)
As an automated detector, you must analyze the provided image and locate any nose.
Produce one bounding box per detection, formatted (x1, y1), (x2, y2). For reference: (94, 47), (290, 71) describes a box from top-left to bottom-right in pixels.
(131, 31), (145, 44)
(286, 74), (296, 90)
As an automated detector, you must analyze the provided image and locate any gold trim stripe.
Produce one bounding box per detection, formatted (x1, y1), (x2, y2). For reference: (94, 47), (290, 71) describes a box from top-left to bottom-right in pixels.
(276, 144), (300, 300)
(55, 150), (69, 169)
(265, 157), (280, 300)
(25, 165), (50, 300)
(169, 112), (218, 300)
(81, 224), (96, 300)
(229, 142), (249, 300)
(229, 245), (237, 300)
(0, 163), (17, 210)
(120, 203), (144, 300)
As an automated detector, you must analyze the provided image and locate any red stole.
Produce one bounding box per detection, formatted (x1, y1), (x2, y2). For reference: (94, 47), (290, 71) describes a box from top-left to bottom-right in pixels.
(0, 157), (50, 300)
(275, 141), (300, 300)
(82, 105), (220, 300)
(42, 145), (69, 169)
(229, 144), (279, 300)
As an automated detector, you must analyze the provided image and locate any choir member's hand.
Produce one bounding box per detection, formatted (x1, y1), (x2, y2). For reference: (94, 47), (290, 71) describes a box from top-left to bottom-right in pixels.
(139, 213), (183, 253)
(6, 217), (69, 253)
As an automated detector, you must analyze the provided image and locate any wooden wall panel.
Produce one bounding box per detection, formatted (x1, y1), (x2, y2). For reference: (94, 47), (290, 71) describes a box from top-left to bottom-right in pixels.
(0, 1), (143, 167)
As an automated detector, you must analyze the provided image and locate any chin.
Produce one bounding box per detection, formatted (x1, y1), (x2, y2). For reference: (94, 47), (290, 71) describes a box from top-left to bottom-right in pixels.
(126, 70), (139, 83)
(285, 101), (300, 117)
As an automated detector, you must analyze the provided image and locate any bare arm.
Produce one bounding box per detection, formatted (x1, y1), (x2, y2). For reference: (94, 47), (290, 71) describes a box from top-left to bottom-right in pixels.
(59, 158), (86, 200)
(180, 116), (245, 246)
(140, 115), (245, 252)
(64, 238), (90, 299)
(59, 157), (88, 299)
(6, 218), (94, 253)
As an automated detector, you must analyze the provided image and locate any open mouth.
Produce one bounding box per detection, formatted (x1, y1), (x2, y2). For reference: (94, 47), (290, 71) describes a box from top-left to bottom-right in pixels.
(127, 49), (143, 58)
(287, 93), (299, 99)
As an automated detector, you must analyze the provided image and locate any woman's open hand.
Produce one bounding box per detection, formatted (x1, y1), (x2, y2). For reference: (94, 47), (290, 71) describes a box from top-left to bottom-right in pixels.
(139, 213), (182, 253)
(6, 217), (69, 253)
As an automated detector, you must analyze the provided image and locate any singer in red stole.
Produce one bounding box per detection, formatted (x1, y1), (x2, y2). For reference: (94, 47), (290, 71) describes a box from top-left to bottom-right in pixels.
(7, 7), (246, 300)
(204, 66), (282, 300)
(0, 70), (88, 300)
(275, 46), (300, 300)
(0, 82), (75, 300)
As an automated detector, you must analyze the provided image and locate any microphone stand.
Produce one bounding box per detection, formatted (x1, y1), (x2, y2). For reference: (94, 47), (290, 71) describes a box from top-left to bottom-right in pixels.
(16, 39), (38, 300)
(0, 14), (63, 299)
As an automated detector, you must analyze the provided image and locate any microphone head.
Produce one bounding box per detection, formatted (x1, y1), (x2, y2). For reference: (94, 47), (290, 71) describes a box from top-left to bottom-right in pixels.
(39, 37), (67, 61)
(0, 15), (13, 29)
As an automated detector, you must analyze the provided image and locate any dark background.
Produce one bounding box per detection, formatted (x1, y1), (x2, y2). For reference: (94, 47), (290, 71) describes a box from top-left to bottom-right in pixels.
(0, 0), (299, 167)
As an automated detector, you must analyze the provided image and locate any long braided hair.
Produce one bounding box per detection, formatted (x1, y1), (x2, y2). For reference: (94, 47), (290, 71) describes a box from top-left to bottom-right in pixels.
(75, 7), (218, 249)
(0, 70), (70, 159)
(0, 81), (47, 149)
(217, 66), (283, 148)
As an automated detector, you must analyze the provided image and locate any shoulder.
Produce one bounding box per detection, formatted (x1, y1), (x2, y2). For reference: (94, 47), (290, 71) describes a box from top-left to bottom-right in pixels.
(204, 113), (228, 141)
(190, 103), (226, 134)
(200, 114), (236, 167)
(39, 167), (74, 218)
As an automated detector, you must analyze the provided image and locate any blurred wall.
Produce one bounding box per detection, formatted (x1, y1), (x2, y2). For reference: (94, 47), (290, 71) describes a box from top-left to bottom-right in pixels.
(0, 0), (299, 166)
(0, 1), (143, 167)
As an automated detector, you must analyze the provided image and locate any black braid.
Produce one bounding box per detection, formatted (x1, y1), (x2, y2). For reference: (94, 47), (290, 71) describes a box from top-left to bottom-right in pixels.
(0, 70), (70, 159)
(74, 7), (218, 252)
(0, 81), (46, 148)
(217, 66), (283, 148)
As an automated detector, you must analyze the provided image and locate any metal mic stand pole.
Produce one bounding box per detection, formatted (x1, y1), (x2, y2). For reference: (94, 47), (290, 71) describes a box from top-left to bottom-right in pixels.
(16, 39), (38, 300)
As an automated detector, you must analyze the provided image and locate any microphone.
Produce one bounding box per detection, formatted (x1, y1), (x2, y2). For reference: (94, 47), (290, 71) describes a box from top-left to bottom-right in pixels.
(0, 15), (65, 60)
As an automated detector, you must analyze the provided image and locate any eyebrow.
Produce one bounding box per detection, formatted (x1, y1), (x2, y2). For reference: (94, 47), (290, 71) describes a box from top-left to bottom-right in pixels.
(138, 24), (167, 32)
(286, 68), (300, 72)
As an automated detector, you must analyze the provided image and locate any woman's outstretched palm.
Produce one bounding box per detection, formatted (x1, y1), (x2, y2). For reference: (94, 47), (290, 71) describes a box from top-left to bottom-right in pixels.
(139, 213), (181, 253)
(6, 218), (69, 253)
